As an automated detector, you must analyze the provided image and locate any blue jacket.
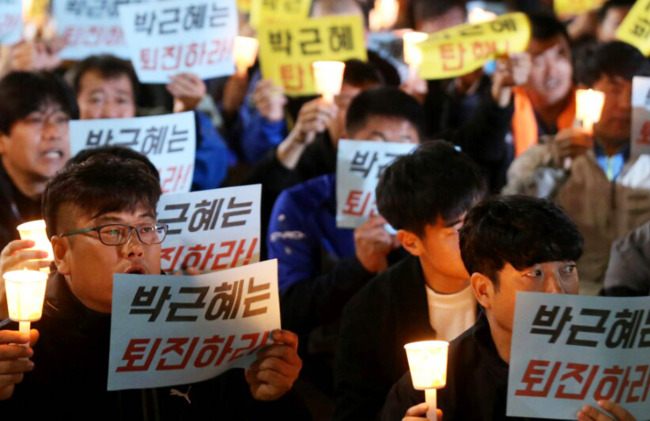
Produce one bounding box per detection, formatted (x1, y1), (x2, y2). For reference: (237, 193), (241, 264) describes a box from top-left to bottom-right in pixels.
(235, 71), (287, 163)
(191, 111), (230, 191)
(268, 174), (374, 335)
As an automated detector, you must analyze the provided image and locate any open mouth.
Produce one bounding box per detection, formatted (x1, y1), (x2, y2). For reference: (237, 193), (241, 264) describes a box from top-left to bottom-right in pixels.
(125, 266), (145, 275)
(42, 150), (64, 159)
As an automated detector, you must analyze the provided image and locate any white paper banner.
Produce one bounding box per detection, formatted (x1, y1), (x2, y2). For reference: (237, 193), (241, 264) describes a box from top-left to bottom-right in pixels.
(631, 76), (650, 159)
(507, 292), (650, 420)
(108, 259), (279, 390)
(118, 0), (237, 83)
(157, 185), (261, 273)
(70, 112), (196, 194)
(0, 0), (22, 45)
(53, 0), (150, 60)
(335, 139), (416, 229)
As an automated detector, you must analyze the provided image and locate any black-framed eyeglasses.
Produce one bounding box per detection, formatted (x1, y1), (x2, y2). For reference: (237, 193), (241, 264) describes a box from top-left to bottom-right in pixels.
(58, 223), (168, 246)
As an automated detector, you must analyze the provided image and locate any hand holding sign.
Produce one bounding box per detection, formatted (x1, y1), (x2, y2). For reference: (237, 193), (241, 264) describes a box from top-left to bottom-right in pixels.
(354, 215), (400, 274)
(167, 73), (207, 113)
(578, 400), (637, 421)
(245, 329), (302, 401)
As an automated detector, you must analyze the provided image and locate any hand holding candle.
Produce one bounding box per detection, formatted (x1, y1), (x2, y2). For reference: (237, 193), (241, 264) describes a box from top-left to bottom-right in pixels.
(369, 0), (399, 32)
(404, 340), (449, 421)
(403, 31), (428, 86)
(312, 61), (345, 104)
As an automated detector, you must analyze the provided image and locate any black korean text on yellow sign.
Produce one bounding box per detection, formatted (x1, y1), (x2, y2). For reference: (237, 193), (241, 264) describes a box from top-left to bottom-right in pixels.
(553, 0), (605, 18)
(417, 12), (531, 80)
(616, 0), (650, 56)
(250, 0), (312, 28)
(258, 15), (367, 96)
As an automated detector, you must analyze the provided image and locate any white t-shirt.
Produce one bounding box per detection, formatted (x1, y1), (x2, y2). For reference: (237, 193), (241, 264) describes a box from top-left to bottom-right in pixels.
(426, 284), (476, 342)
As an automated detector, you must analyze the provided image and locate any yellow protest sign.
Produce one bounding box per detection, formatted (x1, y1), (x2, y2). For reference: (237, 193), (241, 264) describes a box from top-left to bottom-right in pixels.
(553, 0), (605, 18)
(258, 15), (367, 96)
(238, 0), (252, 13)
(417, 12), (531, 80)
(250, 0), (312, 28)
(616, 0), (650, 56)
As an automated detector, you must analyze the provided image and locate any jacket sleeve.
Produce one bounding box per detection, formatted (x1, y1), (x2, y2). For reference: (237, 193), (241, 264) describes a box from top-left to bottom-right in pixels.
(379, 371), (424, 421)
(334, 285), (395, 421)
(603, 222), (650, 296)
(191, 111), (230, 191)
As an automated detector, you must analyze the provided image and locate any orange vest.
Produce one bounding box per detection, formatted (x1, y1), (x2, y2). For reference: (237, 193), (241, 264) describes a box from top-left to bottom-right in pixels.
(511, 87), (576, 156)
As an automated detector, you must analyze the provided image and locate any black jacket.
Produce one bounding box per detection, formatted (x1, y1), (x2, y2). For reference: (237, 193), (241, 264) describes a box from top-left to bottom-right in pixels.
(1, 272), (310, 420)
(380, 312), (556, 421)
(333, 255), (435, 421)
(0, 162), (42, 250)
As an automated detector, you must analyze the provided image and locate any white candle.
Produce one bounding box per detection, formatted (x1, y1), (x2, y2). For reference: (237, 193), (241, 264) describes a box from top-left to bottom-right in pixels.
(17, 219), (54, 273)
(312, 61), (346, 103)
(404, 340), (449, 421)
(575, 89), (606, 133)
(4, 270), (48, 342)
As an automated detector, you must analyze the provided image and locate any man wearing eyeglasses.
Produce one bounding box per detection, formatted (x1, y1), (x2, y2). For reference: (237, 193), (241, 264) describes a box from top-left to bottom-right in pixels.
(0, 154), (305, 419)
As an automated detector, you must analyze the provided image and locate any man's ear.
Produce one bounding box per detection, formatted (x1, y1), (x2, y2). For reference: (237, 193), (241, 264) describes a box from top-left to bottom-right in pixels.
(51, 235), (71, 276)
(396, 229), (422, 256)
(471, 272), (495, 310)
(0, 132), (10, 154)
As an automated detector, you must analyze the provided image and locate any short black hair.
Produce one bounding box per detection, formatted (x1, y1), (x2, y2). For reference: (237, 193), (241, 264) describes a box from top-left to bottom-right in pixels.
(68, 146), (160, 181)
(343, 58), (384, 87)
(598, 0), (634, 22)
(459, 196), (583, 288)
(0, 71), (77, 135)
(345, 86), (424, 139)
(376, 140), (486, 237)
(69, 54), (140, 99)
(43, 155), (161, 239)
(529, 13), (570, 45)
(412, 0), (467, 24)
(574, 41), (650, 87)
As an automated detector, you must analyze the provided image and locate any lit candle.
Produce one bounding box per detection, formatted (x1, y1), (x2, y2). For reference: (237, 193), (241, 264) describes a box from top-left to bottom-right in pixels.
(234, 36), (259, 76)
(312, 61), (346, 103)
(575, 89), (605, 134)
(4, 269), (48, 340)
(404, 340), (449, 421)
(17, 219), (54, 273)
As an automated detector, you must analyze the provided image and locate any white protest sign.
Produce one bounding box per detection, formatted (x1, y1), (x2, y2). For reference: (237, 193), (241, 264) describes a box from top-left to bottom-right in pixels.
(53, 0), (150, 60)
(335, 139), (416, 229)
(507, 292), (650, 420)
(631, 76), (650, 159)
(118, 0), (237, 83)
(70, 112), (196, 194)
(0, 0), (22, 45)
(108, 259), (279, 390)
(157, 185), (261, 273)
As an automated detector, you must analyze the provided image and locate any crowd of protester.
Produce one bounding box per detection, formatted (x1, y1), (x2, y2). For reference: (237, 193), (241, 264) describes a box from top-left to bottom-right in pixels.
(0, 0), (648, 419)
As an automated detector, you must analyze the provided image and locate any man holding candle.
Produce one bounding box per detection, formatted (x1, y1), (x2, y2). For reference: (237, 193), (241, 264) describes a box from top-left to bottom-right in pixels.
(503, 41), (650, 292)
(333, 141), (486, 421)
(0, 155), (304, 418)
(381, 195), (635, 421)
(0, 71), (74, 272)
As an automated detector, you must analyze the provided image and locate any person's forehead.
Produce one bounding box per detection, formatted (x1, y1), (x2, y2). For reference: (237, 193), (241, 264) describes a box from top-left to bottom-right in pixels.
(527, 35), (569, 57)
(59, 202), (155, 226)
(355, 116), (416, 134)
(79, 70), (133, 93)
